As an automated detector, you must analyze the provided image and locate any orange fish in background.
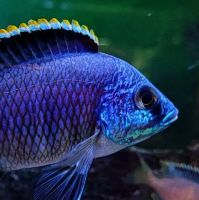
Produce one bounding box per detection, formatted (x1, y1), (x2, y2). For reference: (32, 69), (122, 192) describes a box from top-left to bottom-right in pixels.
(132, 156), (199, 200)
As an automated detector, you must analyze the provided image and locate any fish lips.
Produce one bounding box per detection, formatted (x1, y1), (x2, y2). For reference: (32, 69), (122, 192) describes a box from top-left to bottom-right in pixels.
(160, 109), (179, 127)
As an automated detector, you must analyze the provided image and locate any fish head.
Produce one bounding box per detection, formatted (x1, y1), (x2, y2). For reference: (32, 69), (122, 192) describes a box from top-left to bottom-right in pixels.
(123, 82), (179, 145)
(99, 59), (178, 145)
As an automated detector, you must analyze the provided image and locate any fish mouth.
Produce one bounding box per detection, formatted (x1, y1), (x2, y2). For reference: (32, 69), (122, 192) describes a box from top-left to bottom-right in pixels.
(161, 109), (178, 126)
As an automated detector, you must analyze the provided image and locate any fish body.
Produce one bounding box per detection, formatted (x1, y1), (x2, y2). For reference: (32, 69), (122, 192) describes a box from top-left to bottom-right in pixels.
(0, 18), (178, 199)
(0, 53), (118, 170)
(136, 157), (199, 200)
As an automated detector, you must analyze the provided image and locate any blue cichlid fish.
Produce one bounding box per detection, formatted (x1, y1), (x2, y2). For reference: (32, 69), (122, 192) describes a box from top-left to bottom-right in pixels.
(0, 18), (178, 200)
(134, 157), (199, 200)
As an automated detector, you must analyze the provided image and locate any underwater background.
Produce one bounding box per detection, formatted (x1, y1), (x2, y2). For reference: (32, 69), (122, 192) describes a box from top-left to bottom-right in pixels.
(0, 0), (198, 199)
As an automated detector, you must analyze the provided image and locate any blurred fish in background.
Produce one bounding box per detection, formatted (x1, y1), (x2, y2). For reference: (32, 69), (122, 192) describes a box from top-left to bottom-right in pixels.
(131, 154), (199, 200)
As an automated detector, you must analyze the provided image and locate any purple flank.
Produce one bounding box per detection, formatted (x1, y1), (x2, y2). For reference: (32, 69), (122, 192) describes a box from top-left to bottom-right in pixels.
(0, 53), (118, 170)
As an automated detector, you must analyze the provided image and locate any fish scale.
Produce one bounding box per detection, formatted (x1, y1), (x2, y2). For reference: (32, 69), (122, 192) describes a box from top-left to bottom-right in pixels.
(0, 55), (106, 170)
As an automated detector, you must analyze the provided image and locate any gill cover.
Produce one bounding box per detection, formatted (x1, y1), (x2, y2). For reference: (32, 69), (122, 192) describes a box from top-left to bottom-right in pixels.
(99, 89), (132, 145)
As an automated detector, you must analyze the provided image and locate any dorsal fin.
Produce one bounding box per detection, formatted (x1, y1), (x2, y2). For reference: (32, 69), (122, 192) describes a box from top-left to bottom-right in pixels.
(161, 161), (199, 184)
(0, 18), (99, 69)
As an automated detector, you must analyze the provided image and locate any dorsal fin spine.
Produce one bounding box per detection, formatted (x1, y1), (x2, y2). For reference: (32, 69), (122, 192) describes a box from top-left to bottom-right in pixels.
(61, 20), (72, 31)
(28, 20), (40, 31)
(94, 36), (99, 44)
(50, 18), (61, 29)
(24, 37), (38, 59)
(0, 54), (11, 66)
(0, 29), (10, 38)
(19, 23), (31, 33)
(12, 38), (29, 61)
(6, 45), (20, 63)
(81, 25), (89, 36)
(90, 29), (95, 40)
(7, 25), (20, 36)
(38, 18), (51, 30)
(72, 20), (81, 33)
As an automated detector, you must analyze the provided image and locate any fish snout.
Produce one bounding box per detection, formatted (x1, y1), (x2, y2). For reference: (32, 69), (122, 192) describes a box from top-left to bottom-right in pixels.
(161, 108), (179, 126)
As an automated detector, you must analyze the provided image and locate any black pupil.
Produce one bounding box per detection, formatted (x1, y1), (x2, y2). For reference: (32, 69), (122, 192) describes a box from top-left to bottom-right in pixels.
(141, 92), (154, 106)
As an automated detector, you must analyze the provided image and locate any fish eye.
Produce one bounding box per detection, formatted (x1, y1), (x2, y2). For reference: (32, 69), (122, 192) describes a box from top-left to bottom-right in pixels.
(135, 86), (158, 109)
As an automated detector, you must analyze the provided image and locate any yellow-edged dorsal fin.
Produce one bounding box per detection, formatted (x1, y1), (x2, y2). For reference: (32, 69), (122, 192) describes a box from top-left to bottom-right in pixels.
(0, 18), (98, 69)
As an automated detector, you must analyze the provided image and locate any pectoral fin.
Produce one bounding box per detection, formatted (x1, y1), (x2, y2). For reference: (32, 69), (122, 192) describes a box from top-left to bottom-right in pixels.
(33, 159), (91, 200)
(33, 131), (98, 200)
